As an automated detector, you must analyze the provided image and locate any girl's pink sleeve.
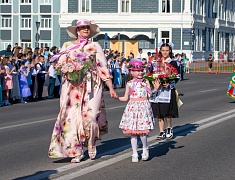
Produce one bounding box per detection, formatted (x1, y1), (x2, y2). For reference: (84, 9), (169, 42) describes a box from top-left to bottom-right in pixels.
(94, 42), (111, 81)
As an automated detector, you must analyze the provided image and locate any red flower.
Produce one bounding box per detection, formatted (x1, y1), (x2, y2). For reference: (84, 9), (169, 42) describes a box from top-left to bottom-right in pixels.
(147, 72), (153, 76)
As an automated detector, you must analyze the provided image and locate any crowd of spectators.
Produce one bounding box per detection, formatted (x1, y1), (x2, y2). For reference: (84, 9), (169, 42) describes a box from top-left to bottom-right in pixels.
(0, 44), (190, 107)
(0, 43), (60, 106)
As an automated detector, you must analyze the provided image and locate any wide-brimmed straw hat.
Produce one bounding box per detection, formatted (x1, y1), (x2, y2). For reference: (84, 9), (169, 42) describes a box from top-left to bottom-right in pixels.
(128, 59), (145, 71)
(66, 19), (100, 39)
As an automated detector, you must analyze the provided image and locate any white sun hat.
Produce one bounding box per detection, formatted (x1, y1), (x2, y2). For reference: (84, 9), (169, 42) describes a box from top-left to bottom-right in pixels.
(66, 19), (100, 39)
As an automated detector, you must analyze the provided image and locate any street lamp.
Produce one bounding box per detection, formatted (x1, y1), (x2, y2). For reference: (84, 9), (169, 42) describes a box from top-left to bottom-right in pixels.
(35, 21), (40, 48)
(191, 29), (195, 62)
(117, 33), (120, 52)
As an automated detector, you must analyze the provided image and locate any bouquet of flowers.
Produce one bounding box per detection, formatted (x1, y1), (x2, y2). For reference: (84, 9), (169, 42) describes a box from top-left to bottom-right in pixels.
(157, 73), (178, 85)
(55, 44), (96, 84)
(144, 62), (179, 85)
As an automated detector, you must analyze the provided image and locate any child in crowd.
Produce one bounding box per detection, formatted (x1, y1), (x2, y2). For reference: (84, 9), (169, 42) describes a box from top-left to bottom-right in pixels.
(186, 59), (190, 73)
(10, 58), (21, 102)
(19, 61), (31, 103)
(47, 59), (57, 99)
(0, 58), (4, 106)
(120, 59), (128, 88)
(2, 57), (14, 105)
(150, 43), (179, 140)
(118, 59), (154, 162)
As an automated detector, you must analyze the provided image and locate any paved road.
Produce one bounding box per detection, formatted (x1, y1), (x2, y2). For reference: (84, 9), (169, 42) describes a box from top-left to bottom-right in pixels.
(0, 73), (234, 180)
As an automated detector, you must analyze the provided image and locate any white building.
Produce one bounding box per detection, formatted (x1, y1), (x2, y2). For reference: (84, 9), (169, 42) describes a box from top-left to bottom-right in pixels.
(1, 0), (235, 61)
(59, 0), (235, 61)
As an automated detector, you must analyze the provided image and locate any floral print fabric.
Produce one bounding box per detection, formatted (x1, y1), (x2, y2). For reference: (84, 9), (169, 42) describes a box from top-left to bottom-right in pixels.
(119, 80), (154, 135)
(48, 42), (110, 158)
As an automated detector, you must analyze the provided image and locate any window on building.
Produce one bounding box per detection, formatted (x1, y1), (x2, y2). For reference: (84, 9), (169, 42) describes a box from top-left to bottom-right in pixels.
(139, 41), (150, 49)
(81, 0), (90, 13)
(201, 0), (204, 15)
(39, 0), (51, 3)
(202, 30), (206, 51)
(21, 40), (31, 50)
(1, 0), (12, 4)
(1, 42), (11, 50)
(21, 16), (31, 28)
(121, 0), (130, 13)
(161, 31), (170, 43)
(40, 42), (51, 48)
(162, 0), (170, 13)
(41, 16), (51, 28)
(1, 15), (11, 28)
(21, 0), (31, 3)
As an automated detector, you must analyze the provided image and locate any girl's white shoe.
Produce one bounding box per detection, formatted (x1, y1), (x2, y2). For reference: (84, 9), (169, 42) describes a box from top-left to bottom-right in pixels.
(131, 154), (139, 163)
(142, 148), (149, 161)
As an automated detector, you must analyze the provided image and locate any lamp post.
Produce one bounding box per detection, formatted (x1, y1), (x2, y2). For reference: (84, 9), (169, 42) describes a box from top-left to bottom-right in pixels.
(117, 33), (120, 52)
(35, 21), (40, 48)
(191, 29), (195, 62)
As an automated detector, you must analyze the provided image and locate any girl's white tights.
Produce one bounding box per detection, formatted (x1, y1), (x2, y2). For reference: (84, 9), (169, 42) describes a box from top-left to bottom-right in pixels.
(130, 136), (138, 155)
(131, 135), (148, 155)
(140, 135), (148, 150)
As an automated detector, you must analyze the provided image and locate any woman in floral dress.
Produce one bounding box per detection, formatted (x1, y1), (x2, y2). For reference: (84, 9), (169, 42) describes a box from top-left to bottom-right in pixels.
(48, 19), (118, 163)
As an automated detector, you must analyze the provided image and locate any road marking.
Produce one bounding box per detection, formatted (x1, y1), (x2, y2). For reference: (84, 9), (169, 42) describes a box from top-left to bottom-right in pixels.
(23, 109), (235, 180)
(194, 109), (235, 125)
(0, 118), (55, 130)
(53, 113), (235, 180)
(106, 105), (126, 110)
(0, 105), (126, 131)
(200, 89), (218, 93)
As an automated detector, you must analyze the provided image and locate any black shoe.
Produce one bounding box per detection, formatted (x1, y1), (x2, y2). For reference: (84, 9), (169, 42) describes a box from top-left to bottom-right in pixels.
(38, 97), (46, 101)
(156, 132), (166, 140)
(166, 128), (173, 139)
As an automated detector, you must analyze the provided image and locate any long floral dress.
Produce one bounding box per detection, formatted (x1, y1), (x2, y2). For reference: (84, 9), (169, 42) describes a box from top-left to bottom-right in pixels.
(48, 41), (111, 158)
(119, 79), (154, 135)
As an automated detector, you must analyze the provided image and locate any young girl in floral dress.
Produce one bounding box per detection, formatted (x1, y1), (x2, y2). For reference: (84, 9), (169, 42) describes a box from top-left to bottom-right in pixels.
(118, 59), (154, 162)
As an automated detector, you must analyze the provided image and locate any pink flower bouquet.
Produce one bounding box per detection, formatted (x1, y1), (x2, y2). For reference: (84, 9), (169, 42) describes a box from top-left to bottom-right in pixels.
(55, 44), (96, 84)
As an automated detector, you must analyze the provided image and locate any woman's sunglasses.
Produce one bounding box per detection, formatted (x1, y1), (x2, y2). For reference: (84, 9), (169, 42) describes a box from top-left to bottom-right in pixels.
(79, 25), (90, 30)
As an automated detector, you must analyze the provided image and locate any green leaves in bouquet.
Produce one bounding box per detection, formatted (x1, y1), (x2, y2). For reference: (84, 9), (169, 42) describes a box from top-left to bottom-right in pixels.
(68, 60), (94, 84)
(143, 75), (155, 87)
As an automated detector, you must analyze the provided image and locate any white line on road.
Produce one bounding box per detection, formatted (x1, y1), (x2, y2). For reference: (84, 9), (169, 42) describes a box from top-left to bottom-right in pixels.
(0, 118), (55, 130)
(200, 89), (218, 93)
(23, 109), (235, 180)
(53, 112), (235, 180)
(0, 106), (126, 131)
(106, 105), (126, 110)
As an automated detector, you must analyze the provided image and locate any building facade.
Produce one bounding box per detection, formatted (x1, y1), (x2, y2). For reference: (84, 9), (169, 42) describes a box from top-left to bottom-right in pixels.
(0, 0), (60, 50)
(1, 0), (235, 61)
(59, 0), (235, 60)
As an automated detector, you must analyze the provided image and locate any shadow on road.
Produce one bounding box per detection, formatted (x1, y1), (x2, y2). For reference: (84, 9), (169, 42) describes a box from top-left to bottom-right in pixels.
(97, 137), (130, 154)
(13, 170), (57, 180)
(148, 123), (199, 160)
(52, 137), (130, 162)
